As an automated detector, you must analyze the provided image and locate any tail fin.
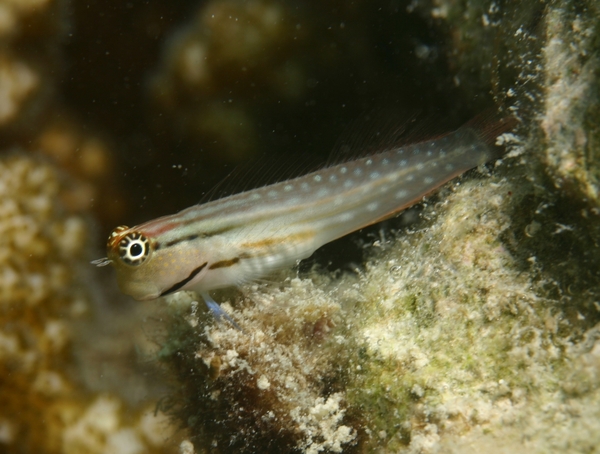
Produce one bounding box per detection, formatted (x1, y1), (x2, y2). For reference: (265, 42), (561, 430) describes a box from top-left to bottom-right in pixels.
(464, 110), (519, 146)
(461, 110), (519, 161)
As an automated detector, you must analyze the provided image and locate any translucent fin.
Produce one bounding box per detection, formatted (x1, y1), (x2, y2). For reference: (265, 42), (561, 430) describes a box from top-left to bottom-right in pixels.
(91, 257), (112, 267)
(458, 111), (519, 162)
(198, 153), (319, 205)
(201, 292), (243, 331)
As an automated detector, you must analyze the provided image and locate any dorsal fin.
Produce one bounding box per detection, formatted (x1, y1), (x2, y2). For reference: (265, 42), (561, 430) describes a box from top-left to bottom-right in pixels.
(198, 152), (321, 204)
(325, 109), (465, 166)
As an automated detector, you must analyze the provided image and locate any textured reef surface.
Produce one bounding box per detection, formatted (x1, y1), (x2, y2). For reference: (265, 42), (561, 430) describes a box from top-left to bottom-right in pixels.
(0, 0), (598, 453)
(0, 154), (176, 453)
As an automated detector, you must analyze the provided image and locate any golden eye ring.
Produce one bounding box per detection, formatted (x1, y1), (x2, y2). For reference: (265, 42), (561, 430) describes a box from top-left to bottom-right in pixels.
(118, 232), (150, 266)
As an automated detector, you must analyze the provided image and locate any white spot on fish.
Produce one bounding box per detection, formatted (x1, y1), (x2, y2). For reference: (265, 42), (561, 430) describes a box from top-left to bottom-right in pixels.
(400, 160), (407, 167)
(382, 158), (389, 165)
(329, 174), (338, 183)
(340, 167), (348, 174)
(317, 188), (329, 197)
(396, 189), (408, 199)
(412, 148), (420, 155)
(314, 175), (322, 182)
(367, 202), (379, 211)
(427, 151), (433, 156)
(370, 171), (380, 179)
(445, 163), (454, 171)
(284, 184), (293, 192)
(366, 159), (373, 166)
(250, 193), (261, 200)
(397, 148), (404, 155)
(416, 163), (425, 170)
(424, 177), (434, 184)
(344, 180), (353, 188)
(301, 182), (310, 191)
(340, 212), (354, 222)
(354, 168), (362, 176)
(268, 190), (278, 197)
(406, 174), (415, 182)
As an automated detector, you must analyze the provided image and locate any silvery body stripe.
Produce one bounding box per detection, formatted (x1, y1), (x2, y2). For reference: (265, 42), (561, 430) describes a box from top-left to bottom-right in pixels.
(138, 127), (495, 292)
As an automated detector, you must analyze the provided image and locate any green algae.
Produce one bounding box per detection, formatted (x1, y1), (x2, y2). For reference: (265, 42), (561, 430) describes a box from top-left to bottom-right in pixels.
(156, 154), (600, 452)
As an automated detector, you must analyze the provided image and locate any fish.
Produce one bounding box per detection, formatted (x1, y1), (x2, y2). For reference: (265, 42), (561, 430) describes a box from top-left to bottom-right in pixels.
(94, 114), (514, 324)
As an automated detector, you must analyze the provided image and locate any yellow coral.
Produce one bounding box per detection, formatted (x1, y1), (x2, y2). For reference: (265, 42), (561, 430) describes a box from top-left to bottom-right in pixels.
(0, 154), (177, 453)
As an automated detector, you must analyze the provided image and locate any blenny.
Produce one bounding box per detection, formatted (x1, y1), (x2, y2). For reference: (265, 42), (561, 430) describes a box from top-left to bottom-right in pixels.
(95, 115), (514, 324)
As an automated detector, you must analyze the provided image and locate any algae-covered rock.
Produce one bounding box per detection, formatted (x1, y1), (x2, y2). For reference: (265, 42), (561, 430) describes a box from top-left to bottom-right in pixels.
(160, 285), (356, 453)
(540, 3), (600, 205)
(159, 167), (600, 453)
(343, 173), (600, 452)
(413, 0), (600, 204)
(153, 1), (600, 453)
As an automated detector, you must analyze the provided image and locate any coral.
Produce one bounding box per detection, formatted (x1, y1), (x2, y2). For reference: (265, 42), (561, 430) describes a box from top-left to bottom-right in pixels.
(62, 396), (175, 454)
(0, 0), (127, 227)
(148, 0), (455, 167)
(0, 54), (40, 125)
(410, 0), (600, 324)
(149, 0), (303, 162)
(0, 154), (178, 453)
(0, 0), (65, 133)
(33, 113), (127, 227)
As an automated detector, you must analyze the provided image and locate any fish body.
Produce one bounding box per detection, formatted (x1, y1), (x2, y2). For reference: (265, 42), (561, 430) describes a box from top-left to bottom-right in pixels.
(101, 120), (510, 302)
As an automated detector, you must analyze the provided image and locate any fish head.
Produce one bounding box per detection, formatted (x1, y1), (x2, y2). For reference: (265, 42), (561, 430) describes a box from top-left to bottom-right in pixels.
(104, 225), (206, 301)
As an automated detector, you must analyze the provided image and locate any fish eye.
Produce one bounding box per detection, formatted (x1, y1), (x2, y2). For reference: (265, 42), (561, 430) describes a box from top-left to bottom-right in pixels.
(118, 232), (150, 266)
